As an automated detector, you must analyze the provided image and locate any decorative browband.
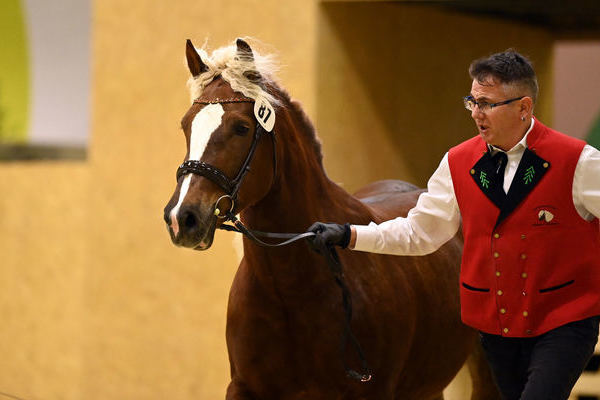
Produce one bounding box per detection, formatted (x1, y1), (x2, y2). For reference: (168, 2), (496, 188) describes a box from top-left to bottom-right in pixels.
(193, 96), (255, 105)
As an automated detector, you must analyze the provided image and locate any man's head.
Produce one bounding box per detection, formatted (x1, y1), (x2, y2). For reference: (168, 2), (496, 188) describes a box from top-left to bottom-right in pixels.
(466, 50), (537, 151)
(469, 50), (538, 104)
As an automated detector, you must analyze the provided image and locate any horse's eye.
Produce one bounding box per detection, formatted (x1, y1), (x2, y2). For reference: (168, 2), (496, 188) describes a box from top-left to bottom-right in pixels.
(234, 123), (250, 136)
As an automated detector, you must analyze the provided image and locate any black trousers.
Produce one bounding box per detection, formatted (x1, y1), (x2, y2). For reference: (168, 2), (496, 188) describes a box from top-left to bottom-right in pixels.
(480, 316), (600, 400)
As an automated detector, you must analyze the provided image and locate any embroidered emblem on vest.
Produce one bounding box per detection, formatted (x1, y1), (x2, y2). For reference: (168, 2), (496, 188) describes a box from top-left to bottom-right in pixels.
(469, 148), (551, 226)
(480, 171), (489, 188)
(523, 166), (535, 184)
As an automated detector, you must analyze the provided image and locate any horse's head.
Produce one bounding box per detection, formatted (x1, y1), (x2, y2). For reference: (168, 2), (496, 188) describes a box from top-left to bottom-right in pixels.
(164, 39), (279, 250)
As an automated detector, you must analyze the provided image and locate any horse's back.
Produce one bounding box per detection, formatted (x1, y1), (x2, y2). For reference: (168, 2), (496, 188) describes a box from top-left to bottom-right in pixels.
(353, 179), (425, 221)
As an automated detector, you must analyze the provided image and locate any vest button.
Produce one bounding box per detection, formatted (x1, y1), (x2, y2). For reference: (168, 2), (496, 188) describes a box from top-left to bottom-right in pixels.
(493, 252), (500, 258)
(503, 328), (509, 334)
(496, 271), (501, 277)
(521, 253), (527, 260)
(521, 234), (526, 240)
(523, 311), (529, 317)
(493, 233), (500, 239)
(500, 308), (506, 314)
(497, 290), (503, 296)
(521, 272), (528, 278)
(543, 162), (549, 168)
(470, 169), (475, 175)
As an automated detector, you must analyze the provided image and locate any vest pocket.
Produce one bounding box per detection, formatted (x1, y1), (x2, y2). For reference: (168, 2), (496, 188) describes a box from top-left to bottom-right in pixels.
(462, 282), (490, 292)
(539, 280), (575, 293)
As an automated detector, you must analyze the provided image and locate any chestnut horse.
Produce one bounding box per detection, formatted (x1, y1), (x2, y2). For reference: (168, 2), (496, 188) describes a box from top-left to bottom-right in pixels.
(163, 39), (500, 400)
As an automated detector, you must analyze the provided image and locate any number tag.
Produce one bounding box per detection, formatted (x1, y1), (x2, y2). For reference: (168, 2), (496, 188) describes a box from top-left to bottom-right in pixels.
(253, 95), (275, 132)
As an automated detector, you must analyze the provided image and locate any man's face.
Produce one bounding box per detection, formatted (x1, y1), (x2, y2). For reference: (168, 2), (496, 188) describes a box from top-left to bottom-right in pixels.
(469, 77), (525, 151)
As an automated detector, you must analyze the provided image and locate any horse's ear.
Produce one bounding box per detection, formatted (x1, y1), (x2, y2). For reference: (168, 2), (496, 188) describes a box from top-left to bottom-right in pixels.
(236, 38), (262, 83)
(236, 38), (254, 60)
(186, 39), (208, 77)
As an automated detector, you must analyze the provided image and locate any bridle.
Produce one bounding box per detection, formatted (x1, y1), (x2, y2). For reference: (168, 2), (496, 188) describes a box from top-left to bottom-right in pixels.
(176, 95), (277, 219)
(176, 95), (315, 248)
(173, 94), (373, 383)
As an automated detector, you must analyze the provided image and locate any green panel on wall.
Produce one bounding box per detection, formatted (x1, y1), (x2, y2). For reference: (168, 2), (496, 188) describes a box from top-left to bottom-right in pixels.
(587, 111), (600, 149)
(0, 0), (29, 143)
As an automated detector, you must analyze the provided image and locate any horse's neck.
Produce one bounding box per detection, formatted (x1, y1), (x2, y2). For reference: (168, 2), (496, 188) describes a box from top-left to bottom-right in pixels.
(238, 99), (372, 294)
(239, 168), (353, 296)
(243, 169), (345, 233)
(242, 101), (364, 234)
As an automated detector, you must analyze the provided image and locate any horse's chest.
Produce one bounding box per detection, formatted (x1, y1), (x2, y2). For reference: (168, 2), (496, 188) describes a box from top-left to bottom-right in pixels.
(227, 267), (343, 373)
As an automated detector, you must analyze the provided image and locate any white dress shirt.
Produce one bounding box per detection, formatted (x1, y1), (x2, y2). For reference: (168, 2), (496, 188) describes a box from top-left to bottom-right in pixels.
(353, 118), (600, 256)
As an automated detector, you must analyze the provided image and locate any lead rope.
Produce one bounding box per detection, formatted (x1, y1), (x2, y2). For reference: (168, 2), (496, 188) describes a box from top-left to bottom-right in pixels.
(324, 243), (373, 383)
(219, 213), (373, 382)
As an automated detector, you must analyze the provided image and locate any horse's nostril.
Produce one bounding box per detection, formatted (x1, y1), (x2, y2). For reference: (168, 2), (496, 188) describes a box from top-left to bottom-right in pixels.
(184, 211), (197, 230)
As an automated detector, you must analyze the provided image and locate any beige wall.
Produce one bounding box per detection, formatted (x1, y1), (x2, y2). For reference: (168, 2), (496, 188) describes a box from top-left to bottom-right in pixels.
(317, 2), (553, 191)
(0, 2), (554, 399)
(553, 41), (600, 140)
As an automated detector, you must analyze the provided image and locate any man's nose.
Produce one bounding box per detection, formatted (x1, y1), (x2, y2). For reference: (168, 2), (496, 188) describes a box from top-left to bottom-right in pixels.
(471, 105), (484, 119)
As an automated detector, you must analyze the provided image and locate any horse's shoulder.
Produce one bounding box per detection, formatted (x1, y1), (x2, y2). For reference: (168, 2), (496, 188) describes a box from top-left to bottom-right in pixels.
(353, 180), (425, 221)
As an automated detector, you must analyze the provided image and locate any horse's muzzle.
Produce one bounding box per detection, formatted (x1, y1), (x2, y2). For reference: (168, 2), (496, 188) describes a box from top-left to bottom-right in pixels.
(164, 204), (216, 250)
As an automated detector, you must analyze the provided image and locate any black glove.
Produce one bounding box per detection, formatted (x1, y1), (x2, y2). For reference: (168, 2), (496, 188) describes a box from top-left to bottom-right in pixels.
(307, 222), (351, 252)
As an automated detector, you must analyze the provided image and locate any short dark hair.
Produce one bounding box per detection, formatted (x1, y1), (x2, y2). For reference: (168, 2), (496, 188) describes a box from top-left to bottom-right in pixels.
(469, 50), (538, 103)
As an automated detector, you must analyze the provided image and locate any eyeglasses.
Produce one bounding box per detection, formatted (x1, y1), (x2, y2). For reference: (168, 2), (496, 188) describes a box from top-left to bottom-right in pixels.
(463, 95), (524, 113)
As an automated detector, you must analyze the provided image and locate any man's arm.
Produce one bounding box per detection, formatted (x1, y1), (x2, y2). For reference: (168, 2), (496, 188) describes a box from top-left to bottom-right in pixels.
(349, 153), (461, 256)
(575, 144), (600, 220)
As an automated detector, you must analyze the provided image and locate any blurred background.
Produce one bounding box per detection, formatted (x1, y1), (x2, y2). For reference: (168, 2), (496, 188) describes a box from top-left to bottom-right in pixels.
(0, 0), (599, 399)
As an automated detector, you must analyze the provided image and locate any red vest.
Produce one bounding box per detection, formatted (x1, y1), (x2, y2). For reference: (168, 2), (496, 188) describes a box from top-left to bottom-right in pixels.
(448, 120), (600, 337)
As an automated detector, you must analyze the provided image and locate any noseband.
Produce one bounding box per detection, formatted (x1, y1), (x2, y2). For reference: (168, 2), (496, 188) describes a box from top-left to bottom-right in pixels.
(175, 96), (277, 218)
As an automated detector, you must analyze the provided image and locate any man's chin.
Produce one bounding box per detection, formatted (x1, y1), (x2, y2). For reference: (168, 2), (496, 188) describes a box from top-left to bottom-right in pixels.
(479, 131), (494, 146)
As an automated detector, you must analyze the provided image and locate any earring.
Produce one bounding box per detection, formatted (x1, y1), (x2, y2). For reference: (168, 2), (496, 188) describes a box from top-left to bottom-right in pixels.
(521, 116), (525, 121)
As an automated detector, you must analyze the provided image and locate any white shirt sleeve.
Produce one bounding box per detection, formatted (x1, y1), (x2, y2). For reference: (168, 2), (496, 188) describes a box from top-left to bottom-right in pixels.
(353, 153), (461, 256)
(573, 144), (600, 221)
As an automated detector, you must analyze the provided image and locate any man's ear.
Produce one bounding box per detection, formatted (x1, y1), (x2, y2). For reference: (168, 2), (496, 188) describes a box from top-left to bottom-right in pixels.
(520, 96), (534, 116)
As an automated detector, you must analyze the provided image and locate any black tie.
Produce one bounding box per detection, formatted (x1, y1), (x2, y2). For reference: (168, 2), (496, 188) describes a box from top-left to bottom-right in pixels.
(492, 151), (508, 191)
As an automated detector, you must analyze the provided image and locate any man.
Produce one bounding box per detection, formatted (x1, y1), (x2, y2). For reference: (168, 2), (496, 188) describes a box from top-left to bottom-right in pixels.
(309, 50), (600, 400)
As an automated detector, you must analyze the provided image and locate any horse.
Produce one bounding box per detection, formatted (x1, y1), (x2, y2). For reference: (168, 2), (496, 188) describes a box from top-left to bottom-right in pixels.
(163, 38), (500, 400)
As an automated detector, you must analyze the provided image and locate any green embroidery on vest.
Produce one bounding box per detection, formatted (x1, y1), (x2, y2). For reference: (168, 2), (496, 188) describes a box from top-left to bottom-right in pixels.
(480, 171), (489, 188)
(523, 166), (535, 184)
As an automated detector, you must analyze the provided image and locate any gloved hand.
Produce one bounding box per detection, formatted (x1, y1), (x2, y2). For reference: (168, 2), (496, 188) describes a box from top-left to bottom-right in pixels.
(307, 222), (351, 252)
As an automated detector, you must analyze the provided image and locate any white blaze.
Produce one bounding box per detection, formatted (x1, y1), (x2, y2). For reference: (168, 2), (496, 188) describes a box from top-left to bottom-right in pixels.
(170, 104), (225, 236)
(188, 104), (225, 159)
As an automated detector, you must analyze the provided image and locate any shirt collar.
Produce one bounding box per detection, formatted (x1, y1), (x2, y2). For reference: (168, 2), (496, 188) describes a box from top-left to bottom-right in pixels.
(488, 117), (535, 155)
